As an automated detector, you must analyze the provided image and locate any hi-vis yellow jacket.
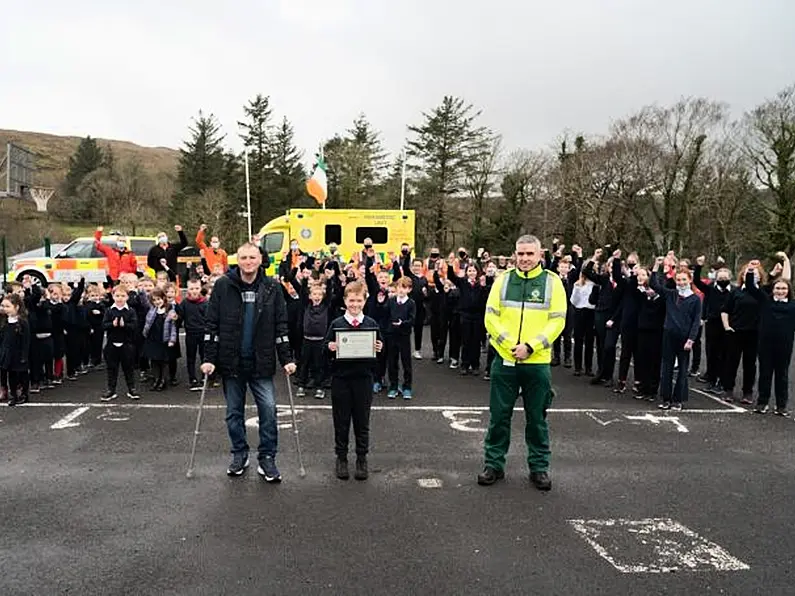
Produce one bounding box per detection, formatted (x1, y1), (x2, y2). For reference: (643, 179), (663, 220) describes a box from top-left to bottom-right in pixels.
(485, 265), (567, 365)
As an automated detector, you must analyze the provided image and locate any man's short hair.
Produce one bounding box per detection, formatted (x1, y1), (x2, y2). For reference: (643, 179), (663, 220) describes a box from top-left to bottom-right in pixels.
(516, 234), (541, 247)
(237, 242), (261, 255)
(187, 278), (202, 286)
(344, 280), (367, 298)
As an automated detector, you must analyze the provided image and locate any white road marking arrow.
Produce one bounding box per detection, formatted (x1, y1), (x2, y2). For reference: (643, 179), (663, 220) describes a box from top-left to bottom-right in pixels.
(50, 406), (90, 429)
(624, 413), (689, 433)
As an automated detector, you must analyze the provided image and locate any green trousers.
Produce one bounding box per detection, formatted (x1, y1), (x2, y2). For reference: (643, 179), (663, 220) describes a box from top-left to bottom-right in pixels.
(484, 354), (554, 473)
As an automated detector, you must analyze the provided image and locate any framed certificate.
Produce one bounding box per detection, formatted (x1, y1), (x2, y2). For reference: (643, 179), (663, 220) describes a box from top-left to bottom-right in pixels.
(336, 329), (377, 360)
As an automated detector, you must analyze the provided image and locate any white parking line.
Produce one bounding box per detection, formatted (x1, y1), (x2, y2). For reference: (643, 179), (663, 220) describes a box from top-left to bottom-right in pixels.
(5, 402), (747, 415)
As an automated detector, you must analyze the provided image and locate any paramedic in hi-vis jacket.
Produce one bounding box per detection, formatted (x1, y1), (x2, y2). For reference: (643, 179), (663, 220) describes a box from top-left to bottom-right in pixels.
(478, 235), (567, 491)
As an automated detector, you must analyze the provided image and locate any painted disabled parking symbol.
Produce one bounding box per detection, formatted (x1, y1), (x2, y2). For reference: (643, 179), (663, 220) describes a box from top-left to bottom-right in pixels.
(568, 518), (749, 573)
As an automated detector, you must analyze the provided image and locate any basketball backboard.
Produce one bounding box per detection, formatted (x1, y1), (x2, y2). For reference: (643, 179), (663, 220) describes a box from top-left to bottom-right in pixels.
(0, 142), (36, 199)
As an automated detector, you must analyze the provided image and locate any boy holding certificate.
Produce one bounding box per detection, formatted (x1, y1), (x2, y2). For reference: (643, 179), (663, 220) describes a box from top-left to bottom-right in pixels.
(325, 281), (383, 481)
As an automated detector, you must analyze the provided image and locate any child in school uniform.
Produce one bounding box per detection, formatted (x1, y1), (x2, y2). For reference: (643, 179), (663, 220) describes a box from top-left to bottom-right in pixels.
(86, 284), (107, 369)
(143, 288), (177, 392)
(296, 281), (333, 399)
(28, 282), (55, 393)
(386, 277), (416, 399)
(62, 278), (86, 381)
(325, 281), (383, 481)
(165, 283), (181, 386)
(178, 278), (207, 391)
(48, 284), (66, 385)
(449, 261), (489, 376)
(1, 293), (31, 406)
(365, 264), (395, 393)
(135, 276), (155, 379)
(101, 284), (140, 401)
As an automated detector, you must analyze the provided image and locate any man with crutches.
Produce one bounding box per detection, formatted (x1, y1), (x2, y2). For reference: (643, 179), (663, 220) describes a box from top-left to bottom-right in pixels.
(201, 242), (297, 481)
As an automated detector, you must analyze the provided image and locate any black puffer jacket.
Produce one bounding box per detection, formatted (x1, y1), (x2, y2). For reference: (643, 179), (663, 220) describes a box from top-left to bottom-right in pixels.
(204, 269), (293, 378)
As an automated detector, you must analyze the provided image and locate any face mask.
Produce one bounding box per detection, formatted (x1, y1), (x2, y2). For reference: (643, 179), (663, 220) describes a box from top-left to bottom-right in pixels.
(116, 241), (126, 250)
(211, 241), (220, 249)
(458, 251), (466, 259)
(707, 271), (717, 280)
(330, 247), (337, 253)
(627, 262), (636, 269)
(290, 243), (299, 251)
(677, 286), (691, 296)
(430, 253), (439, 259)
(717, 279), (730, 288)
(157, 236), (168, 244)
(364, 244), (372, 250)
(401, 248), (409, 254)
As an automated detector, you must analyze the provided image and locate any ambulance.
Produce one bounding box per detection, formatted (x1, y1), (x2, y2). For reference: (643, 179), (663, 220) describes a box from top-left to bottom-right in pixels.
(7, 234), (156, 285)
(257, 209), (416, 274)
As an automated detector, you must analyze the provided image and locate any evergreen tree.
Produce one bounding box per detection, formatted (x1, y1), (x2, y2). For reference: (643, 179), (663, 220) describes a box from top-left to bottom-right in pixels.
(238, 94), (274, 223)
(270, 117), (306, 216)
(64, 136), (104, 196)
(173, 111), (227, 220)
(407, 96), (490, 248)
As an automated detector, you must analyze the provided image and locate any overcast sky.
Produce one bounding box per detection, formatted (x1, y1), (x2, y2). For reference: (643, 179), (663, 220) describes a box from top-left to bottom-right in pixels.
(2, 0), (794, 165)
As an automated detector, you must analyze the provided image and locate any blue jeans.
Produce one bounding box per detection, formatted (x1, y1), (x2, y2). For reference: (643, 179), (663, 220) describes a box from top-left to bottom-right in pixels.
(223, 371), (278, 461)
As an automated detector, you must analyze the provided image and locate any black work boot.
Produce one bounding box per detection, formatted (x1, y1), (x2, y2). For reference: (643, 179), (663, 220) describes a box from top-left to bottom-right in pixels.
(336, 457), (349, 480)
(477, 466), (505, 486)
(530, 471), (552, 491)
(354, 456), (368, 480)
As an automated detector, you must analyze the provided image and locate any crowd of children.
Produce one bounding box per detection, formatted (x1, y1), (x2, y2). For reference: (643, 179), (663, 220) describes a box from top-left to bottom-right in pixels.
(0, 270), (217, 406)
(4, 227), (795, 426)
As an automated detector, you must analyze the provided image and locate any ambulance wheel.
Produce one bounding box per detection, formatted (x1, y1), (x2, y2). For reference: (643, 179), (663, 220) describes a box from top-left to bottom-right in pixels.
(19, 270), (47, 286)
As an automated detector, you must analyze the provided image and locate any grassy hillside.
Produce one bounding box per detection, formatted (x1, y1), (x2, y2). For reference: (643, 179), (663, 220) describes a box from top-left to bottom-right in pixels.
(0, 130), (179, 254)
(0, 129), (178, 189)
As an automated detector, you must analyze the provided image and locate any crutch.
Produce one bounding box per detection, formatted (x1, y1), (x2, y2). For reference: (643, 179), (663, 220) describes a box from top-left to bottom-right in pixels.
(285, 374), (307, 478)
(186, 374), (209, 479)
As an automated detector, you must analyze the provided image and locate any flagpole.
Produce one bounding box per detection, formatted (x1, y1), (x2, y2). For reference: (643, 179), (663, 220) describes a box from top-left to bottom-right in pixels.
(244, 148), (253, 239)
(319, 144), (326, 210)
(400, 148), (407, 211)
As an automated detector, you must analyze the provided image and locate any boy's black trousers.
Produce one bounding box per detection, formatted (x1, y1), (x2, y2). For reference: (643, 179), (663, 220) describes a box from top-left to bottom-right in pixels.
(331, 375), (373, 457)
(105, 343), (136, 393)
(387, 334), (412, 389)
(185, 333), (205, 383)
(89, 327), (104, 366)
(297, 338), (326, 388)
(30, 336), (54, 385)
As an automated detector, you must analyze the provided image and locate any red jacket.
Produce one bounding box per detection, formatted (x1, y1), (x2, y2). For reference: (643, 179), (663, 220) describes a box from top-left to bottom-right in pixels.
(94, 230), (138, 281)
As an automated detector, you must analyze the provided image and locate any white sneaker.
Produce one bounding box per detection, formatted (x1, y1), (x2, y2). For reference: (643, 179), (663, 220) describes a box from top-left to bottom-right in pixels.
(413, 351), (422, 360)
(449, 359), (459, 369)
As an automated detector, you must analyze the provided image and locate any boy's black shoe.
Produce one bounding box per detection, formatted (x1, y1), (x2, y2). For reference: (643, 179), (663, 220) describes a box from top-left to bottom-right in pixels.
(708, 383), (724, 395)
(563, 357), (572, 368)
(66, 375), (78, 382)
(671, 402), (684, 411)
(100, 390), (118, 402)
(659, 401), (671, 410)
(590, 377), (607, 386)
(573, 370), (582, 377)
(169, 378), (179, 387)
(477, 467), (504, 486)
(550, 357), (560, 367)
(774, 408), (790, 417)
(530, 471), (552, 491)
(336, 457), (349, 480)
(189, 379), (202, 392)
(314, 388), (325, 399)
(296, 386), (306, 398)
(8, 393), (27, 406)
(227, 453), (250, 476)
(754, 404), (768, 414)
(29, 384), (40, 394)
(613, 380), (627, 394)
(354, 456), (368, 481)
(127, 389), (141, 400)
(151, 380), (165, 392)
(459, 368), (469, 376)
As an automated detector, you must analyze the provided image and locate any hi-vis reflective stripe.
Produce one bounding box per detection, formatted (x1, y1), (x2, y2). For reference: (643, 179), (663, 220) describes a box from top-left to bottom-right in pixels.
(499, 272), (553, 309)
(275, 335), (290, 344)
(548, 311), (566, 319)
(486, 306), (500, 316)
(496, 332), (508, 345)
(535, 334), (551, 349)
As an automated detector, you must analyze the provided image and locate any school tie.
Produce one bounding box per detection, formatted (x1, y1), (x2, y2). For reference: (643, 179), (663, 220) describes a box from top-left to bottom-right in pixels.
(352, 319), (360, 328)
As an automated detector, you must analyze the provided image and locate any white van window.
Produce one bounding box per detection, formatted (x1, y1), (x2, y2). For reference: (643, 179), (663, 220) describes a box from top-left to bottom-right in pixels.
(264, 232), (284, 255)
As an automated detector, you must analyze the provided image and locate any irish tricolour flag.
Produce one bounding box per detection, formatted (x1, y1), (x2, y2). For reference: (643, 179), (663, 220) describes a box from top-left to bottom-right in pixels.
(306, 156), (328, 205)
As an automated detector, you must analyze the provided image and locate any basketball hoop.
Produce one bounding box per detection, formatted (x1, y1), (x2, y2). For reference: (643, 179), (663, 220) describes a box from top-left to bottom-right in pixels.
(28, 187), (55, 213)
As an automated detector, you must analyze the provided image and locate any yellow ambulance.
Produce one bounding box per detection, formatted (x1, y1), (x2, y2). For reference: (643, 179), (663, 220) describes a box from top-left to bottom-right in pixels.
(257, 209), (416, 274)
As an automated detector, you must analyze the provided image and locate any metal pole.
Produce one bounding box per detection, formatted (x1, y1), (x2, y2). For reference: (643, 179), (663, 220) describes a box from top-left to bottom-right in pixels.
(1, 235), (6, 286)
(320, 144), (326, 211)
(44, 237), (51, 258)
(400, 149), (407, 211)
(244, 149), (252, 240)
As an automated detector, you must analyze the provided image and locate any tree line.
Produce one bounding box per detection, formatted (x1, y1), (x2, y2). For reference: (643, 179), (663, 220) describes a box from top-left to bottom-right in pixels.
(54, 84), (794, 265)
